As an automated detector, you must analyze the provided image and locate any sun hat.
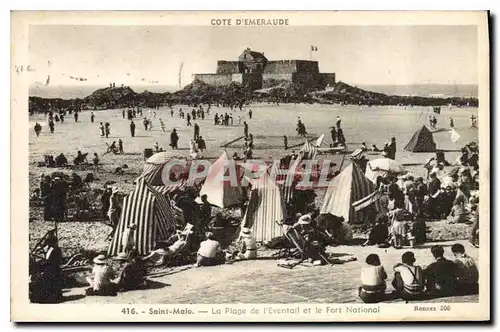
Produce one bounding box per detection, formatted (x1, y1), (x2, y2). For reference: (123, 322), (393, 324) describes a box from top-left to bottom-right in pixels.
(241, 228), (252, 236)
(93, 254), (107, 264)
(297, 215), (312, 225)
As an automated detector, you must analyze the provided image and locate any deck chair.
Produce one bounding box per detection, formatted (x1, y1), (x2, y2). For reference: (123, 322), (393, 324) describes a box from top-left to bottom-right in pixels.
(142, 223), (194, 268)
(275, 221), (308, 269)
(104, 143), (119, 155)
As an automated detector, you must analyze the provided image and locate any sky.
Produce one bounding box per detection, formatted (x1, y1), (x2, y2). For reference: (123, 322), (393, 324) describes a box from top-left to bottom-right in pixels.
(28, 25), (478, 88)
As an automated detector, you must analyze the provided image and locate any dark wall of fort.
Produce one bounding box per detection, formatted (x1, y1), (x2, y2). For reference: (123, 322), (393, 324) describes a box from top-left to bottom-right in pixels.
(320, 73), (336, 88)
(216, 61), (241, 74)
(193, 74), (233, 86)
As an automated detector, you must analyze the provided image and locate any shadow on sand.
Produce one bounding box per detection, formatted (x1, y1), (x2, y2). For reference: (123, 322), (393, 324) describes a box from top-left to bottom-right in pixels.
(146, 265), (194, 279)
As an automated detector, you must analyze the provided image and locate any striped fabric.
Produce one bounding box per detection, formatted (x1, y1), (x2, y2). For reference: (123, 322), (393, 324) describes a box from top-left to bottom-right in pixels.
(241, 172), (285, 243)
(150, 182), (186, 196)
(137, 161), (192, 186)
(137, 163), (163, 185)
(352, 190), (382, 212)
(107, 180), (176, 257)
(320, 163), (376, 224)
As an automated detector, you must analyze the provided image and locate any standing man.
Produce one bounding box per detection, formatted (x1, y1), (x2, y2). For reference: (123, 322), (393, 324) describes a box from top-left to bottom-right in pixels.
(118, 139), (124, 154)
(330, 127), (337, 143)
(248, 109), (252, 119)
(105, 122), (111, 138)
(90, 112), (95, 123)
(74, 110), (79, 123)
(34, 123), (42, 137)
(198, 194), (212, 235)
(108, 186), (122, 235)
(100, 122), (105, 137)
(186, 113), (192, 126)
(283, 135), (288, 150)
(170, 129), (179, 150)
(194, 123), (200, 141)
(122, 109), (125, 119)
(130, 120), (136, 137)
(388, 137), (396, 160)
(336, 116), (341, 129)
(49, 119), (55, 133)
(243, 121), (249, 138)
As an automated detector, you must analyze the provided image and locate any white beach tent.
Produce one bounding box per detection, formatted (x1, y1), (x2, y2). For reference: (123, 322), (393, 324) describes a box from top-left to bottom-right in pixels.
(199, 151), (245, 208)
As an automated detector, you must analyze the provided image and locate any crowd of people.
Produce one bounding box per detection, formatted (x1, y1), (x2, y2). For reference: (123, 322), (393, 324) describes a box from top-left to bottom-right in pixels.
(30, 101), (481, 304)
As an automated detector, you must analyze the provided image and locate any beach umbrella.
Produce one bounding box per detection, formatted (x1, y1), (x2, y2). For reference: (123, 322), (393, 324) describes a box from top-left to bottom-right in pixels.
(146, 151), (186, 164)
(367, 158), (406, 174)
(365, 158), (406, 184)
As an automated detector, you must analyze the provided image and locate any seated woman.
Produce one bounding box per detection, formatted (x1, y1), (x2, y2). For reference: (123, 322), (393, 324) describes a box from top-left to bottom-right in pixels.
(448, 197), (468, 224)
(143, 228), (191, 266)
(363, 214), (390, 248)
(113, 250), (147, 292)
(85, 254), (118, 296)
(392, 251), (425, 301)
(359, 254), (387, 303)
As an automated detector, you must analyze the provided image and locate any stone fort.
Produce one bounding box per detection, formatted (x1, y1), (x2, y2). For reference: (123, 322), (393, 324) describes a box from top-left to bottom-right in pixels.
(193, 48), (336, 90)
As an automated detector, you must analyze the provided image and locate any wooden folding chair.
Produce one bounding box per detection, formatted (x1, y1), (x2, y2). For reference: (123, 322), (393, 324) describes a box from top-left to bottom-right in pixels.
(275, 221), (308, 269)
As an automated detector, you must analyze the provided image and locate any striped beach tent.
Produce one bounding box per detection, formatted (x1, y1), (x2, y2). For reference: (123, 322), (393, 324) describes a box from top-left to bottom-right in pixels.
(137, 151), (189, 186)
(108, 180), (177, 257)
(320, 163), (376, 224)
(241, 171), (285, 243)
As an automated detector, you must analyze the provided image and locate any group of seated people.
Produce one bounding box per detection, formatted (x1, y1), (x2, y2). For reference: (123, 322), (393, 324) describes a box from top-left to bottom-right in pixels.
(41, 151), (91, 168)
(85, 250), (147, 296)
(359, 243), (479, 303)
(195, 228), (258, 267)
(363, 211), (427, 249)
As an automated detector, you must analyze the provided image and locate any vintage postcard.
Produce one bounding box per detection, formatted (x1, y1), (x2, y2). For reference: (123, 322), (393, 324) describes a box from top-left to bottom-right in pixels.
(11, 11), (490, 322)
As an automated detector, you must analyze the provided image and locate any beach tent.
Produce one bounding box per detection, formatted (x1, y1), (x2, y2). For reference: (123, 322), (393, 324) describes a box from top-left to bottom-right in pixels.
(199, 151), (245, 208)
(241, 171), (285, 242)
(404, 125), (437, 152)
(136, 151), (199, 194)
(108, 179), (177, 256)
(320, 163), (376, 224)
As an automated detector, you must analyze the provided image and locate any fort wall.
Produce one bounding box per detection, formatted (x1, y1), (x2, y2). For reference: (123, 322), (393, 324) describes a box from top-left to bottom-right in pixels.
(320, 73), (337, 88)
(193, 74), (232, 86)
(216, 61), (240, 74)
(194, 50), (335, 90)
